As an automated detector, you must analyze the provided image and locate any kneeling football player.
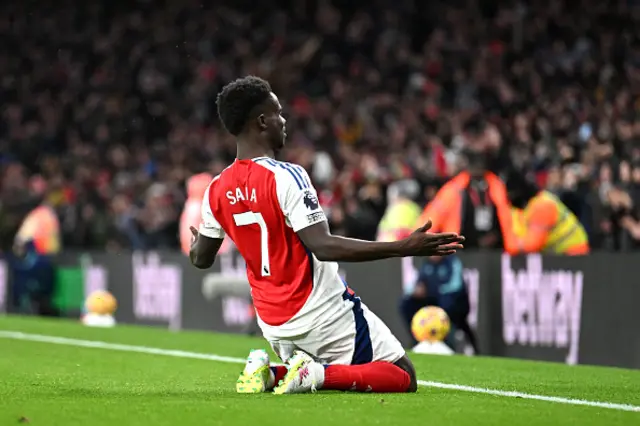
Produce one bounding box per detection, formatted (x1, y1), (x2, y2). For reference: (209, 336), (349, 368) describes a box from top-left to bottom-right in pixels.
(189, 76), (465, 394)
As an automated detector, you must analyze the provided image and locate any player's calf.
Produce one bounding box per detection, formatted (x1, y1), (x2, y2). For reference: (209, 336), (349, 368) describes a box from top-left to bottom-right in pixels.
(322, 361), (414, 393)
(274, 351), (416, 394)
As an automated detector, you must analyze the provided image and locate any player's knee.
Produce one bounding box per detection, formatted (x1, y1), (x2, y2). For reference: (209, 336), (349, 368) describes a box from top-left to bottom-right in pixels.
(406, 371), (418, 393)
(394, 355), (418, 393)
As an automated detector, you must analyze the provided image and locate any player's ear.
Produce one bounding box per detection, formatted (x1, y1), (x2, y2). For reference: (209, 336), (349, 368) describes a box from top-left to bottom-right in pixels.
(257, 114), (268, 131)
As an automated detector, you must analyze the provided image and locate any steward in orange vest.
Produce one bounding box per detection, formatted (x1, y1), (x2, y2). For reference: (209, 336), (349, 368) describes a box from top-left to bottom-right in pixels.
(417, 152), (517, 251)
(15, 204), (60, 255)
(505, 171), (589, 255)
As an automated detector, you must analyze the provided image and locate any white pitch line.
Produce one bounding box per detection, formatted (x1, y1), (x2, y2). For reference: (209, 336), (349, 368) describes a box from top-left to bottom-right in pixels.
(1, 330), (639, 413)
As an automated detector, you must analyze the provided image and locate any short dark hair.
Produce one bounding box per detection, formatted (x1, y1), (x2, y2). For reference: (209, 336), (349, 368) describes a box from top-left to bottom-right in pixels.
(216, 76), (272, 136)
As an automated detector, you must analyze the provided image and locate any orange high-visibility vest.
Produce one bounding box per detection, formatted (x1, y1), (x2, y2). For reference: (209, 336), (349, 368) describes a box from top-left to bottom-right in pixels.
(509, 190), (589, 256)
(416, 171), (517, 252)
(16, 205), (60, 255)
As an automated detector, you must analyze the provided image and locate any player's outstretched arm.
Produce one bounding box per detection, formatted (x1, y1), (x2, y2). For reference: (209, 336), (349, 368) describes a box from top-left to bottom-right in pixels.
(189, 226), (224, 269)
(297, 220), (464, 262)
(275, 162), (463, 262)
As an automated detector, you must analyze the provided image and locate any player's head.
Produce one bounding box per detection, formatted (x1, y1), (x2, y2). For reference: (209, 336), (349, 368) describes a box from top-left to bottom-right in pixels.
(216, 76), (286, 152)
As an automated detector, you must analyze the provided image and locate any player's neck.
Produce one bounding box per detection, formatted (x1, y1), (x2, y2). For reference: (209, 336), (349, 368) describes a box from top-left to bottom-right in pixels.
(236, 149), (275, 161)
(236, 138), (274, 161)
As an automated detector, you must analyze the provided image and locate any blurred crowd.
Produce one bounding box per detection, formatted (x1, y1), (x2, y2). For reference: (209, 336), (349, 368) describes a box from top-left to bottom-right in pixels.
(1, 0), (640, 252)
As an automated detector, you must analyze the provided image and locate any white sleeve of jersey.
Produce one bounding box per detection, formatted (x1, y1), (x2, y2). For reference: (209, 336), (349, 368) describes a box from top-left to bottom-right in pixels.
(199, 184), (226, 239)
(275, 164), (327, 232)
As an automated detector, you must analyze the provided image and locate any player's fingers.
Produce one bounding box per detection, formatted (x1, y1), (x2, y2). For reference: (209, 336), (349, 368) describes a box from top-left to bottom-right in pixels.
(190, 226), (199, 236)
(414, 219), (432, 233)
(435, 249), (457, 256)
(436, 237), (465, 246)
(429, 233), (462, 245)
(435, 242), (463, 252)
(436, 243), (464, 251)
(430, 232), (459, 240)
(444, 235), (465, 244)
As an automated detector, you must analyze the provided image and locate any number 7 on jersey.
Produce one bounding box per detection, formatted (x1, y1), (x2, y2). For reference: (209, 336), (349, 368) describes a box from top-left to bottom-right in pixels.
(233, 211), (271, 276)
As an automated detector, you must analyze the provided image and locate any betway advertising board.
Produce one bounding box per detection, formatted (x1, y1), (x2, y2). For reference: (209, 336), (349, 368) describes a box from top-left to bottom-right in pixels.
(2, 251), (638, 369)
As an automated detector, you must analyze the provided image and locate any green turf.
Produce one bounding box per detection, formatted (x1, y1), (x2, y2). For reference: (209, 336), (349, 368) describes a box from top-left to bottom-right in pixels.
(1, 315), (639, 426)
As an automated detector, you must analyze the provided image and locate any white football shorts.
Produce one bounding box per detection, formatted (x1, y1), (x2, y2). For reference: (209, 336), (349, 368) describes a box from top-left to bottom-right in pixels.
(267, 290), (406, 366)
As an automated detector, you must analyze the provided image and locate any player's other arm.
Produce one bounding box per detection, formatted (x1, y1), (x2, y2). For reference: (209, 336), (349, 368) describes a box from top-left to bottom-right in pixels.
(298, 220), (463, 262)
(189, 227), (224, 269)
(190, 185), (225, 269)
(277, 166), (464, 262)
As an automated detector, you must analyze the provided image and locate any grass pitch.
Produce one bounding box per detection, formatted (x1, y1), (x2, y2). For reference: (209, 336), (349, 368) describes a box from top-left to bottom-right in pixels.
(0, 315), (639, 426)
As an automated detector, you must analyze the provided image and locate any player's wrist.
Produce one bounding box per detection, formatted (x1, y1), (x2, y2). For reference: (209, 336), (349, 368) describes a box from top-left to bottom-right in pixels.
(385, 239), (409, 258)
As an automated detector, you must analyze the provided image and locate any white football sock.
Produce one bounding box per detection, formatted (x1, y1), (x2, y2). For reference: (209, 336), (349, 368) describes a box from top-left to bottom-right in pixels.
(309, 362), (326, 389)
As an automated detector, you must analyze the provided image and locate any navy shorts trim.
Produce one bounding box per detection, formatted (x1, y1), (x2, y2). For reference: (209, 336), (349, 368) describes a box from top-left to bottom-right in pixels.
(342, 290), (373, 365)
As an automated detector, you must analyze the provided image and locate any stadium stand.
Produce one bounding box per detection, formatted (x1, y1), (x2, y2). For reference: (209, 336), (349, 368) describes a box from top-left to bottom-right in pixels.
(1, 0), (639, 250)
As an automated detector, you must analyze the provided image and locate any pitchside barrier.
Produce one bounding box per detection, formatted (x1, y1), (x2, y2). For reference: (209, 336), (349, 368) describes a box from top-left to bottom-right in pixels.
(1, 251), (639, 369)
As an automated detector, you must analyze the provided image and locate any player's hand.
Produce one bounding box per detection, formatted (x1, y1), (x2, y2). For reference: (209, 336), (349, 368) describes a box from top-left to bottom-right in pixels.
(190, 226), (199, 245)
(402, 219), (465, 256)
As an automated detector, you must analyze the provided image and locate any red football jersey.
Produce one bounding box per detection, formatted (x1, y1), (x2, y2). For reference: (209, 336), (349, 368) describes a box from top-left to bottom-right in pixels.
(199, 157), (347, 339)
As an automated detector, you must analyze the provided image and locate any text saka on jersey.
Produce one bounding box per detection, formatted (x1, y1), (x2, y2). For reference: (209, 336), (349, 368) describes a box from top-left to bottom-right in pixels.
(226, 187), (258, 205)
